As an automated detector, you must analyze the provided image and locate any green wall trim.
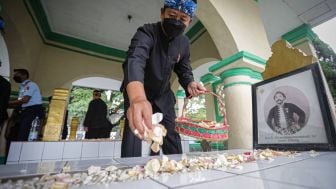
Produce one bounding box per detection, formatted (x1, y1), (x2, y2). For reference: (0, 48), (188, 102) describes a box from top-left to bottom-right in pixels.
(282, 24), (317, 44)
(190, 29), (206, 44)
(200, 73), (221, 85)
(219, 67), (262, 80)
(209, 51), (266, 73)
(42, 41), (125, 62)
(224, 81), (252, 89)
(176, 89), (186, 97)
(25, 0), (206, 62)
(186, 21), (206, 43)
(186, 21), (204, 39)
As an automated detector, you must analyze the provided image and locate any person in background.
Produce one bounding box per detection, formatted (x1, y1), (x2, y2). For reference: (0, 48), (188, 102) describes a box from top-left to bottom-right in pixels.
(8, 69), (45, 141)
(84, 90), (114, 139)
(0, 75), (11, 132)
(121, 0), (205, 157)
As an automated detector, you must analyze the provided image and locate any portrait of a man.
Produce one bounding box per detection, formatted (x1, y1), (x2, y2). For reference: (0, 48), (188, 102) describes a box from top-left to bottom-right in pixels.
(267, 91), (306, 135)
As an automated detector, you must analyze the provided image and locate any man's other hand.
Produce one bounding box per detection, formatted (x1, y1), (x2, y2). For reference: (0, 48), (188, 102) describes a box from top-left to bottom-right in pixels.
(187, 81), (207, 96)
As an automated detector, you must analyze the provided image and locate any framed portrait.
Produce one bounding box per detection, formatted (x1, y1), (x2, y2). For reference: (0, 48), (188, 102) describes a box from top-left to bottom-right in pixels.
(252, 63), (336, 151)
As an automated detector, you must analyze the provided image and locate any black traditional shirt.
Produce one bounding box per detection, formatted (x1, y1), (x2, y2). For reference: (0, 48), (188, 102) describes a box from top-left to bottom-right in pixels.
(122, 22), (194, 118)
(0, 76), (11, 124)
(84, 98), (111, 129)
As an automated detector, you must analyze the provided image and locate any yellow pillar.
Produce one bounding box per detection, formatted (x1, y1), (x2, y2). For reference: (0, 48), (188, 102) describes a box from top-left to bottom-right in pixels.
(282, 24), (318, 61)
(43, 88), (69, 141)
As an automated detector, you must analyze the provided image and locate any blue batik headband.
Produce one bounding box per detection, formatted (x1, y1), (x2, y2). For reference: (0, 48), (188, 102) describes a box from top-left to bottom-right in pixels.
(164, 0), (197, 17)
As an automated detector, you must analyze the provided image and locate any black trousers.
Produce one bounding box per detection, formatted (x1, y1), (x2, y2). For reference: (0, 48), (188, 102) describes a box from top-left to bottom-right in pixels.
(85, 127), (111, 139)
(17, 105), (45, 141)
(121, 112), (182, 157)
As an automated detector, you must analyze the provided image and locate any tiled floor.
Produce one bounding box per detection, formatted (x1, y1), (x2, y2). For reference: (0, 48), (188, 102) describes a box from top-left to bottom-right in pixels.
(0, 150), (335, 189)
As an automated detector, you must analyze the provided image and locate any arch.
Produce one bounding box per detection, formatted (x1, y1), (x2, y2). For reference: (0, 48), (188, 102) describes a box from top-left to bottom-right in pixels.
(197, 0), (271, 60)
(62, 75), (122, 91)
(72, 77), (121, 91)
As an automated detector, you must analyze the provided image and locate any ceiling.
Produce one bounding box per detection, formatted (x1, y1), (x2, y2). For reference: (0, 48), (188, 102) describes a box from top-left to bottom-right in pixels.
(42, 0), (164, 51)
(283, 0), (336, 26)
(25, 0), (203, 62)
(25, 0), (336, 61)
(259, 0), (336, 44)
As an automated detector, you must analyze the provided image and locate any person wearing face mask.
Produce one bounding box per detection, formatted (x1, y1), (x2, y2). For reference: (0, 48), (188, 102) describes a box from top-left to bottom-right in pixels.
(121, 0), (206, 157)
(8, 69), (45, 141)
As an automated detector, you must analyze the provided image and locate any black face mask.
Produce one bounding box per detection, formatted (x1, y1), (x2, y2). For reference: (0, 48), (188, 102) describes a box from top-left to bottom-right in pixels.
(162, 18), (186, 39)
(13, 76), (22, 83)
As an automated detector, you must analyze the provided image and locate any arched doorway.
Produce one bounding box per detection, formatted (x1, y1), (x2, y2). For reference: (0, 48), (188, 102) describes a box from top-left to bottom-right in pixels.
(66, 77), (124, 140)
(72, 77), (121, 91)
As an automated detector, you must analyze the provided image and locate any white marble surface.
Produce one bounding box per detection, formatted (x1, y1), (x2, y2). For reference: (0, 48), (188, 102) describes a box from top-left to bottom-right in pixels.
(66, 159), (122, 172)
(6, 142), (22, 162)
(20, 142), (45, 161)
(153, 169), (234, 188)
(245, 152), (336, 189)
(42, 142), (65, 160)
(1, 150), (335, 189)
(0, 161), (66, 179)
(98, 142), (115, 158)
(6, 140), (196, 164)
(216, 151), (326, 175)
(72, 179), (168, 189)
(63, 142), (83, 160)
(81, 142), (100, 159)
(114, 154), (184, 167)
(177, 175), (310, 189)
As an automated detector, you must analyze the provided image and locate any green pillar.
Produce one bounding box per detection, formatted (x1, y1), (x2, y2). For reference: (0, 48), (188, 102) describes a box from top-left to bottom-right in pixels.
(209, 51), (266, 149)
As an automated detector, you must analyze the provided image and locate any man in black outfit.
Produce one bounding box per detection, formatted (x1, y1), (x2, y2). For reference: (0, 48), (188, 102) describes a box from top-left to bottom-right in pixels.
(84, 90), (113, 139)
(0, 75), (11, 131)
(121, 0), (205, 157)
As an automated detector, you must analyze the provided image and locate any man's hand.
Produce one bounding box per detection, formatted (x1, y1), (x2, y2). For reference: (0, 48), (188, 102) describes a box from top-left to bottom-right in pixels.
(187, 81), (207, 96)
(127, 98), (153, 139)
(126, 81), (153, 139)
(84, 127), (88, 132)
(8, 96), (31, 108)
